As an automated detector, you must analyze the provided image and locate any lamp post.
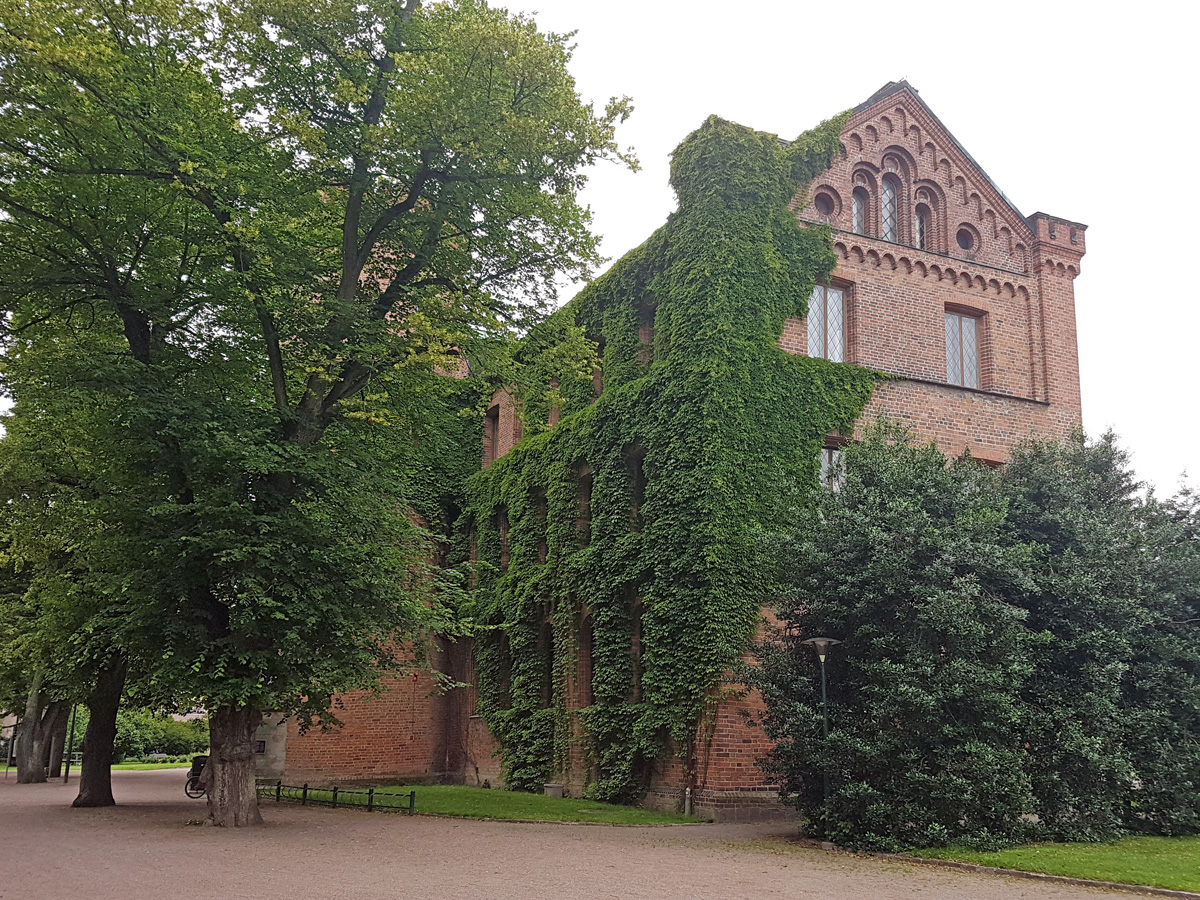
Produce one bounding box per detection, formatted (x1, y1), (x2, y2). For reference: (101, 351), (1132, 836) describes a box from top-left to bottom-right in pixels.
(801, 637), (841, 803)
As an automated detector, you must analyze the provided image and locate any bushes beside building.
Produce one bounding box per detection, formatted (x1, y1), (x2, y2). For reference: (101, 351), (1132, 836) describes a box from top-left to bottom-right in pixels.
(755, 427), (1200, 850)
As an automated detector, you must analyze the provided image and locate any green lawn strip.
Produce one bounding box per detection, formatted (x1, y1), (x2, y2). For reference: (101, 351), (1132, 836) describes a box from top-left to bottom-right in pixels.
(111, 762), (192, 770)
(913, 836), (1200, 893)
(274, 783), (701, 824)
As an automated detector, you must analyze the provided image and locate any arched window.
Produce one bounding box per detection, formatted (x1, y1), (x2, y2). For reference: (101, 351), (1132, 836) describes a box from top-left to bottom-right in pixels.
(915, 203), (932, 251)
(852, 187), (868, 236)
(881, 174), (900, 242)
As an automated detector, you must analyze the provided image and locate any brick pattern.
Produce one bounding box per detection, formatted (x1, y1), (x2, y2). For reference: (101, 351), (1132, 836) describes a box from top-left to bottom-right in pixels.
(283, 671), (444, 785)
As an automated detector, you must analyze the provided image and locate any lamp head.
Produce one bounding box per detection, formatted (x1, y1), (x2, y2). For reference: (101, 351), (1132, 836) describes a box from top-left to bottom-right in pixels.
(801, 636), (842, 664)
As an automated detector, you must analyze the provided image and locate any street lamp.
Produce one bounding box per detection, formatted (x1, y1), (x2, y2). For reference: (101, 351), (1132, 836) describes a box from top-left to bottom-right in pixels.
(801, 636), (841, 802)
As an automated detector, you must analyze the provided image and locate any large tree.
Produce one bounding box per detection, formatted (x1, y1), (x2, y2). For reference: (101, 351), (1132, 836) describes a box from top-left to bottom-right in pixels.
(0, 0), (631, 825)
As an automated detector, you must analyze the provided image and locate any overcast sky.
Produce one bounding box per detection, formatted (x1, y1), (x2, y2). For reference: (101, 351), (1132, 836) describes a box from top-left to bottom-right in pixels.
(507, 0), (1197, 496)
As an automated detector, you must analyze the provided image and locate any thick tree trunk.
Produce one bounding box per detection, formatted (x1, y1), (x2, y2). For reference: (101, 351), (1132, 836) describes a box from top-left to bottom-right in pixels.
(45, 704), (70, 778)
(203, 705), (263, 827)
(72, 661), (126, 808)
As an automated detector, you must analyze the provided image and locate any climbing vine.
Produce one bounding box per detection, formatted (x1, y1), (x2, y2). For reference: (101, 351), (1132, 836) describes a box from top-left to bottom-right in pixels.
(461, 113), (880, 801)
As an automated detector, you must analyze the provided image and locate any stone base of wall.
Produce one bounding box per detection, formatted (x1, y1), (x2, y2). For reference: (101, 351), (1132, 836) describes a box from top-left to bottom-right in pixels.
(643, 788), (797, 824)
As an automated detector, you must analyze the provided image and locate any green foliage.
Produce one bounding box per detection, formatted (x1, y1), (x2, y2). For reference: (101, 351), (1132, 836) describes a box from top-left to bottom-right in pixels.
(755, 425), (1038, 851)
(0, 0), (628, 741)
(757, 427), (1200, 849)
(1001, 436), (1200, 840)
(462, 113), (879, 800)
(112, 710), (209, 761)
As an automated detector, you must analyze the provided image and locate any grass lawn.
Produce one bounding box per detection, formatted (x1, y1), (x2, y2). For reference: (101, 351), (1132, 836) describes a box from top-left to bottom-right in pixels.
(914, 835), (1200, 893)
(267, 783), (702, 825)
(111, 762), (191, 770)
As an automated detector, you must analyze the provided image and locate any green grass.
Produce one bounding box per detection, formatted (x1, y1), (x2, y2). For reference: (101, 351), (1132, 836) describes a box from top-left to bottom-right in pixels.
(914, 835), (1200, 892)
(111, 761), (191, 770)
(267, 783), (703, 825)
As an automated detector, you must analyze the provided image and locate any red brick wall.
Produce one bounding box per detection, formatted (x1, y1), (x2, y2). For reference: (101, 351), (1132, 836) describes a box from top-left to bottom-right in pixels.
(283, 672), (445, 785)
(787, 85), (1084, 459)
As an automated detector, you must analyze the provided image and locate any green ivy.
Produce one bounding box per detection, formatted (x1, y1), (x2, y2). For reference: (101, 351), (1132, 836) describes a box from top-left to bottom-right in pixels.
(461, 113), (880, 801)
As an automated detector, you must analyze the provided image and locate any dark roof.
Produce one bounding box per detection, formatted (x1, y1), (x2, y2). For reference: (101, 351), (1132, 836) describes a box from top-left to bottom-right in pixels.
(853, 80), (1024, 220)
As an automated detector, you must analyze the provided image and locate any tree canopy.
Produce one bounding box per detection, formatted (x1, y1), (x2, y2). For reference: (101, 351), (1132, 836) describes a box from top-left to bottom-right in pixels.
(0, 0), (632, 822)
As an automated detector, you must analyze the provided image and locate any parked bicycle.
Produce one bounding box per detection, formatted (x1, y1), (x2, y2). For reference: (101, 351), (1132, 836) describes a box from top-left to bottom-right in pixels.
(184, 755), (207, 799)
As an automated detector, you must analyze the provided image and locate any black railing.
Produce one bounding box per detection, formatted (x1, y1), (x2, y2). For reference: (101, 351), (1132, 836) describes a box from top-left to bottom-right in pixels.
(258, 781), (416, 815)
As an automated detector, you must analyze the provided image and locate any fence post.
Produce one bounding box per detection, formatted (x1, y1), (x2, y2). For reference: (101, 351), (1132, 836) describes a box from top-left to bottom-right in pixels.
(331, 787), (338, 809)
(408, 790), (415, 815)
(276, 780), (282, 803)
(367, 788), (374, 812)
(302, 783), (308, 806)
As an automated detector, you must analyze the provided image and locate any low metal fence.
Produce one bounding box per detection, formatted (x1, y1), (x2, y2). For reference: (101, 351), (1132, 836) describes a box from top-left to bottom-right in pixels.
(257, 780), (416, 814)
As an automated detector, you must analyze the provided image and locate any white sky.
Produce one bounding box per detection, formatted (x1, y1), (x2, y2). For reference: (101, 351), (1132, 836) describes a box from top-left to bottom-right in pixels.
(510, 0), (1198, 497)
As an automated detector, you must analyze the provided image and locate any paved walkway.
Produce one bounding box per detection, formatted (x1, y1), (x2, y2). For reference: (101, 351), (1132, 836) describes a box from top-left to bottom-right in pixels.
(0, 769), (1136, 899)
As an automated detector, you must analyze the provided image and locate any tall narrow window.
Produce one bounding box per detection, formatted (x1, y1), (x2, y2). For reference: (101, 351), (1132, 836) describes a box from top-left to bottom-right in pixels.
(881, 175), (900, 242)
(915, 204), (931, 251)
(483, 404), (500, 467)
(576, 466), (593, 547)
(945, 312), (980, 389)
(852, 187), (868, 236)
(819, 447), (843, 491)
(807, 285), (845, 362)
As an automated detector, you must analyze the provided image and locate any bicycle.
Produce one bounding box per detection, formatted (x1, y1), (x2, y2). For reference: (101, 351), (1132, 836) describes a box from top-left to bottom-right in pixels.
(184, 754), (207, 799)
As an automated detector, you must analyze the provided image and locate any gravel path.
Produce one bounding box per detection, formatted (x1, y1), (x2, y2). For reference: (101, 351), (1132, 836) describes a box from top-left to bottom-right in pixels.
(0, 769), (1138, 900)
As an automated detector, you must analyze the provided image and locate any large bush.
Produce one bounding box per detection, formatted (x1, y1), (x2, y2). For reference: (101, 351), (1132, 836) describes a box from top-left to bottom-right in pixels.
(756, 427), (1200, 849)
(756, 427), (1037, 850)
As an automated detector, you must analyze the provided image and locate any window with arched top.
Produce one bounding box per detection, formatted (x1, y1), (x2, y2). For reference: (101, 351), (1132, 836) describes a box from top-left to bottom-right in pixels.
(915, 203), (932, 251)
(852, 187), (868, 236)
(881, 174), (900, 242)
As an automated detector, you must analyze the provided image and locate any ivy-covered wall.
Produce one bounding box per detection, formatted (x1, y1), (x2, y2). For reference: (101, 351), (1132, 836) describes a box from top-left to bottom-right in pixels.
(461, 114), (880, 802)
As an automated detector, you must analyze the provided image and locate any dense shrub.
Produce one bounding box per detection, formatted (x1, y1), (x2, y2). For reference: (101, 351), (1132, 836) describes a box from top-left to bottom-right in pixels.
(756, 427), (1037, 850)
(757, 427), (1200, 849)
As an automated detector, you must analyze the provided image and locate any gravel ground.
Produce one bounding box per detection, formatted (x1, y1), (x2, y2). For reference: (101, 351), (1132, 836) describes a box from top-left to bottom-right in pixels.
(0, 769), (1137, 900)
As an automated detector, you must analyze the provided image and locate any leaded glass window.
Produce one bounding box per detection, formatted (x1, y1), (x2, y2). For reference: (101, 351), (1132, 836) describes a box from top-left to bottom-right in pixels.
(881, 175), (899, 242)
(945, 311), (979, 388)
(819, 447), (843, 491)
(807, 285), (845, 362)
(852, 188), (868, 236)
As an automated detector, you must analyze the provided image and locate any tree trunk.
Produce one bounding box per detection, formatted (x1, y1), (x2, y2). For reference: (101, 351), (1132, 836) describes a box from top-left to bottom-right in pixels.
(72, 660), (126, 808)
(15, 673), (55, 784)
(46, 704), (70, 778)
(203, 705), (263, 827)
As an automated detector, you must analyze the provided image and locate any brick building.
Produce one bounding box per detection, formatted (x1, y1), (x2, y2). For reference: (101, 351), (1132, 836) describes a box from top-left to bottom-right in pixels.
(276, 81), (1085, 819)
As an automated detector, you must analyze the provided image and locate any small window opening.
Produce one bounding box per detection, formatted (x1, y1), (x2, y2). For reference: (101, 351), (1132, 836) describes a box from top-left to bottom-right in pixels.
(538, 620), (555, 708)
(579, 615), (594, 707)
(814, 192), (835, 216)
(576, 465), (593, 547)
(592, 337), (605, 398)
(852, 187), (869, 236)
(548, 377), (561, 427)
(635, 297), (656, 366)
(483, 405), (500, 466)
(630, 591), (643, 703)
(956, 228), (975, 251)
(915, 204), (931, 251)
(819, 447), (843, 492)
(627, 449), (647, 532)
(496, 508), (510, 571)
(532, 488), (548, 564)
